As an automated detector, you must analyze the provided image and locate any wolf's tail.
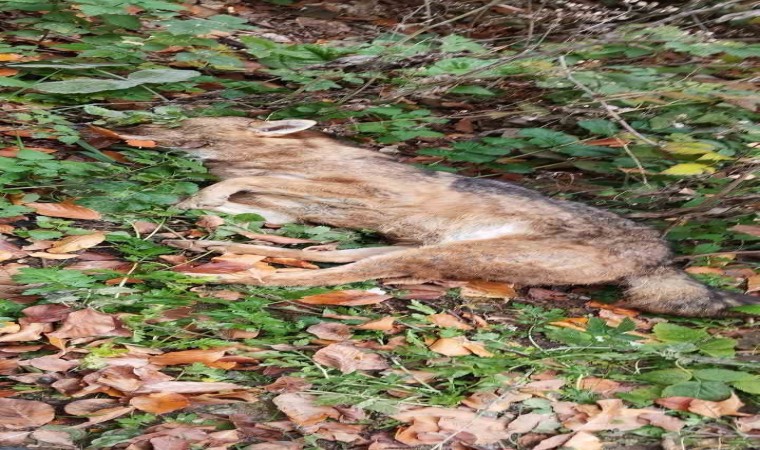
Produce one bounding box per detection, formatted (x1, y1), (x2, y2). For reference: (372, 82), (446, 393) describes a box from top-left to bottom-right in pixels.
(624, 267), (756, 317)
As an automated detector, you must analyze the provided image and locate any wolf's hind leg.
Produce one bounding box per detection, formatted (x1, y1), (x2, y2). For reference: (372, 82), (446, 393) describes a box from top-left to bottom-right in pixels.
(165, 239), (410, 263)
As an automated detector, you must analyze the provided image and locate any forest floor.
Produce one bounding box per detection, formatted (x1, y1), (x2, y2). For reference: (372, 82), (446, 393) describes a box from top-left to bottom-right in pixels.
(0, 1), (758, 449)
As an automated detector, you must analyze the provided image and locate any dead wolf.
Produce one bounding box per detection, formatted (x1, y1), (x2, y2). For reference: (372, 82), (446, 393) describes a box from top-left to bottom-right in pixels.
(119, 117), (756, 317)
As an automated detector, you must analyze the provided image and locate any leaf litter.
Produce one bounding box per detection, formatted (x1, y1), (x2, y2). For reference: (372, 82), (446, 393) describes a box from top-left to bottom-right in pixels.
(0, 0), (758, 449)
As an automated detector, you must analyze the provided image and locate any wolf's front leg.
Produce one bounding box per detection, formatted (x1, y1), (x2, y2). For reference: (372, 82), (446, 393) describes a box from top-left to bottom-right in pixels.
(176, 177), (259, 210)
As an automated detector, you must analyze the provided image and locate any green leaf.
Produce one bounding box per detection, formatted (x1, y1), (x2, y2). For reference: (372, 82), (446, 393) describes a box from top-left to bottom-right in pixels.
(518, 128), (577, 147)
(578, 119), (618, 137)
(126, 69), (201, 84)
(692, 369), (755, 382)
(35, 78), (133, 94)
(661, 381), (732, 401)
(448, 85), (496, 96)
(653, 323), (709, 342)
(732, 304), (760, 314)
(16, 148), (55, 160)
(697, 338), (736, 358)
(638, 369), (692, 385)
(731, 378), (760, 395)
(663, 141), (716, 155)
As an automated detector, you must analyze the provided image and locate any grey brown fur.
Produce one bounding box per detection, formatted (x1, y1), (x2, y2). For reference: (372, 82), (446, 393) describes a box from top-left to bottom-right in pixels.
(120, 117), (756, 317)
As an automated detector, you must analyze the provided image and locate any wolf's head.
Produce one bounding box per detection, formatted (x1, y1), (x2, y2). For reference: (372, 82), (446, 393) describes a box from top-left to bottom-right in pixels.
(117, 117), (318, 158)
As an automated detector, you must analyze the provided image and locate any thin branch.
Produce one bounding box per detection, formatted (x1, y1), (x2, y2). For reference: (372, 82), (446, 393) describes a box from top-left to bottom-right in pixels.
(558, 55), (654, 185)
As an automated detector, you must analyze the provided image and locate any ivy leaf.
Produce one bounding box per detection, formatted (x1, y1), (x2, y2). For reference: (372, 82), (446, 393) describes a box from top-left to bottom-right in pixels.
(639, 369), (692, 385)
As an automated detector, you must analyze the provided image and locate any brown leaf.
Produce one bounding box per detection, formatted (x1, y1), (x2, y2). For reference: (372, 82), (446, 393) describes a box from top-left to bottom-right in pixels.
(736, 415), (760, 433)
(639, 412), (685, 432)
(21, 356), (79, 372)
(263, 376), (313, 394)
(355, 316), (396, 331)
(48, 308), (131, 339)
(563, 431), (602, 450)
(196, 215), (225, 229)
(0, 431), (29, 445)
(47, 232), (106, 254)
(149, 348), (227, 366)
(312, 343), (389, 373)
(30, 429), (74, 447)
(579, 377), (622, 397)
(125, 139), (156, 148)
(247, 442), (303, 450)
(565, 399), (671, 432)
(64, 398), (119, 415)
(130, 393), (191, 414)
(306, 322), (352, 341)
(464, 391), (533, 413)
(0, 322), (48, 342)
(392, 406), (510, 445)
(21, 303), (71, 323)
(298, 289), (391, 306)
(655, 396), (693, 411)
(29, 252), (79, 260)
(0, 398), (55, 429)
(265, 257), (320, 269)
(461, 280), (517, 299)
(427, 313), (473, 330)
(506, 412), (551, 434)
(731, 224), (760, 237)
(429, 336), (493, 357)
(688, 393), (745, 418)
(26, 201), (101, 220)
(272, 393), (340, 426)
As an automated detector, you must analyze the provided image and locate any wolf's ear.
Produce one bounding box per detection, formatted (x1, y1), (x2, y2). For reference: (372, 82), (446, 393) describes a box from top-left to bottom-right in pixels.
(249, 119), (317, 136)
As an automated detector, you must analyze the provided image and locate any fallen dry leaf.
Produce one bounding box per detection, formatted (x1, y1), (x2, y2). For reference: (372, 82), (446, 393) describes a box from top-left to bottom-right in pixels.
(392, 406), (510, 445)
(429, 336), (493, 357)
(0, 322), (48, 342)
(47, 232), (106, 254)
(247, 441), (303, 450)
(687, 393), (745, 418)
(26, 201), (101, 220)
(507, 412), (552, 434)
(130, 393), (191, 414)
(355, 316), (396, 331)
(579, 377), (622, 397)
(306, 322), (352, 341)
(30, 429), (74, 448)
(427, 313), (473, 330)
(272, 393), (340, 426)
(0, 398), (55, 429)
(0, 431), (29, 445)
(21, 355), (79, 372)
(125, 139), (156, 148)
(149, 348), (227, 366)
(464, 390), (533, 413)
(312, 343), (389, 373)
(736, 414), (760, 432)
(48, 308), (131, 339)
(298, 289), (391, 306)
(263, 376), (313, 393)
(565, 399), (684, 432)
(461, 280), (517, 299)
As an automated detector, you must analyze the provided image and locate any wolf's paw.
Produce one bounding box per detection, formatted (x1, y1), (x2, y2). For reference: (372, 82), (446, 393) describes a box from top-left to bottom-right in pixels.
(175, 196), (225, 211)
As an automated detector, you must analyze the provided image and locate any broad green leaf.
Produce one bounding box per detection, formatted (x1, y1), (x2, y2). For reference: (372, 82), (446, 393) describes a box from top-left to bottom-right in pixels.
(638, 369), (692, 385)
(578, 119), (618, 137)
(661, 381), (732, 401)
(692, 369), (755, 382)
(653, 323), (708, 343)
(9, 62), (130, 69)
(732, 304), (760, 314)
(732, 378), (760, 395)
(696, 152), (732, 161)
(16, 149), (55, 160)
(697, 338), (736, 358)
(660, 163), (715, 176)
(439, 35), (487, 53)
